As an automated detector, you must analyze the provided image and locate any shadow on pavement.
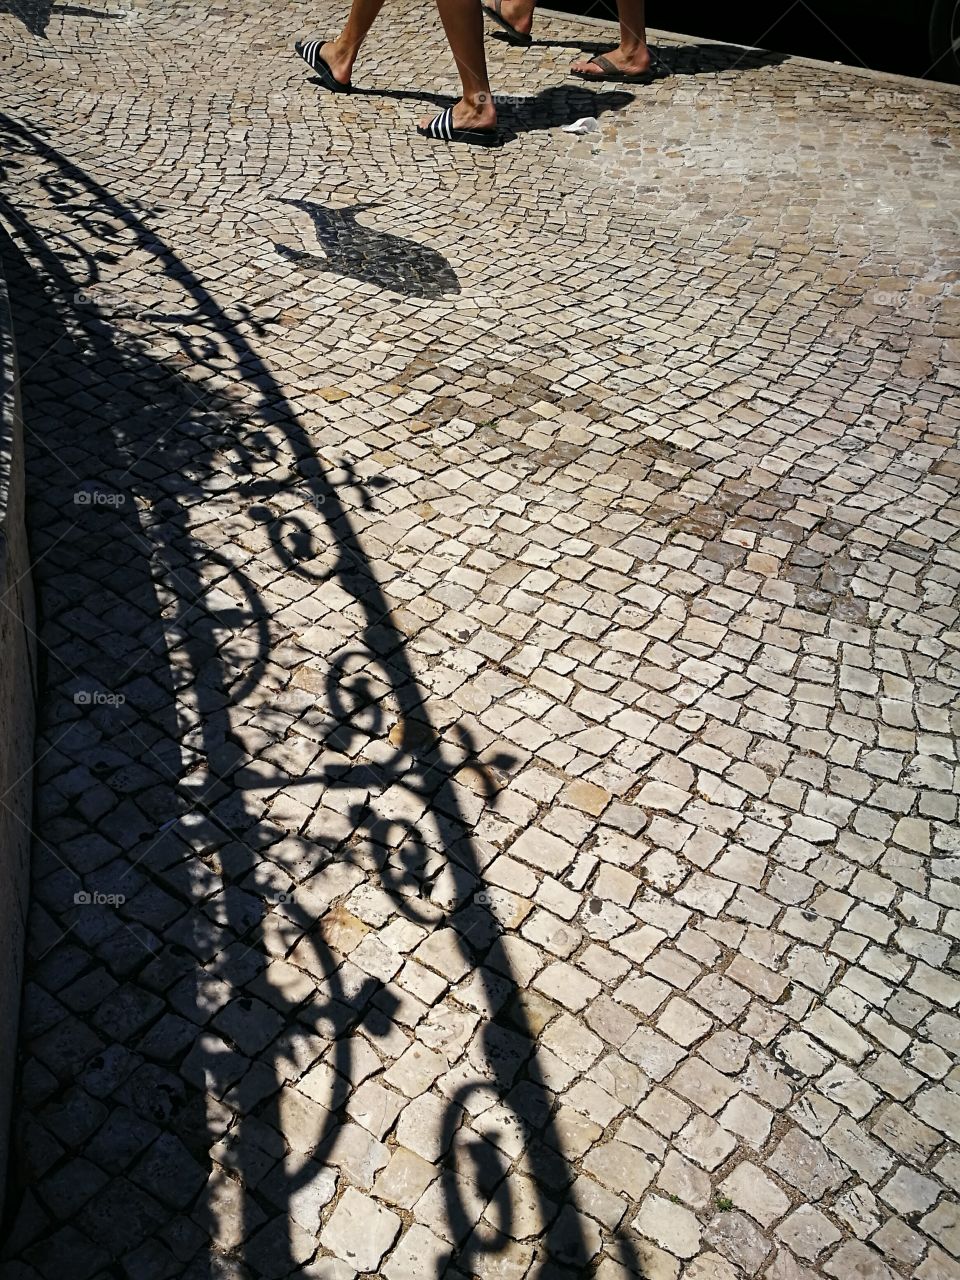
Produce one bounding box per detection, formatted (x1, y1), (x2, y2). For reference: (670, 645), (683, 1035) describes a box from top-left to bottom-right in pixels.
(314, 77), (637, 136)
(0, 111), (649, 1280)
(1, 0), (122, 38)
(494, 30), (790, 74)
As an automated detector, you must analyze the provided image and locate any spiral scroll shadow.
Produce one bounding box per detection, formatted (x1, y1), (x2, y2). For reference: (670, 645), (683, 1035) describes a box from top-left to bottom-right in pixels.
(0, 110), (645, 1279)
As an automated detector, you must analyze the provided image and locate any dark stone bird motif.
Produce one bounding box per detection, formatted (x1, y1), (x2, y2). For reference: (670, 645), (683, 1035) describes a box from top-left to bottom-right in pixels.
(275, 199), (460, 300)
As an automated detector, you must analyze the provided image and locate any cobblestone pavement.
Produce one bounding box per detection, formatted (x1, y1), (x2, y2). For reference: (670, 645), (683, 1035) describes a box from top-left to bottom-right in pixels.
(1, 1), (959, 1277)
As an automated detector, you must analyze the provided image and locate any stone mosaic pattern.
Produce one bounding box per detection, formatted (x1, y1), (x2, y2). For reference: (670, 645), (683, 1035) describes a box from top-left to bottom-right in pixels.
(1, 2), (959, 1278)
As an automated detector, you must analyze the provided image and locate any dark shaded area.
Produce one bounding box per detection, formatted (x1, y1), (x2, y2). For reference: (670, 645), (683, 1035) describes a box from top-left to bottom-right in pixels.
(494, 28), (787, 76)
(306, 74), (639, 137)
(553, 0), (958, 82)
(0, 112), (648, 1279)
(500, 83), (636, 130)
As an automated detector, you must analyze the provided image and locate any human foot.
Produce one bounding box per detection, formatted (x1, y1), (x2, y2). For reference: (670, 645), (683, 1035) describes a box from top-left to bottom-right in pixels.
(483, 0), (534, 44)
(570, 45), (652, 78)
(418, 96), (497, 134)
(295, 37), (355, 90)
(418, 97), (499, 145)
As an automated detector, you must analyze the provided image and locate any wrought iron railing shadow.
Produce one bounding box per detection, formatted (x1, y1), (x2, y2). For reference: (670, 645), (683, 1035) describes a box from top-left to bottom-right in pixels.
(0, 112), (645, 1279)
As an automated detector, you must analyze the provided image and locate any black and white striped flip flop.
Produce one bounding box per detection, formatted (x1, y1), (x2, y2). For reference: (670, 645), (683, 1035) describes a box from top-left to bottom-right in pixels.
(416, 106), (499, 147)
(295, 40), (352, 93)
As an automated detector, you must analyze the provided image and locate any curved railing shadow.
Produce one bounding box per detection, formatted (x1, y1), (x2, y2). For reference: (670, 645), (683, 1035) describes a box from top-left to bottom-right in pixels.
(0, 110), (646, 1279)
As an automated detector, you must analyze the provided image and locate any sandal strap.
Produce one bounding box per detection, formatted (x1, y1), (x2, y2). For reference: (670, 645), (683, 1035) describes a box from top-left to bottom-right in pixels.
(587, 52), (620, 75)
(428, 106), (454, 140)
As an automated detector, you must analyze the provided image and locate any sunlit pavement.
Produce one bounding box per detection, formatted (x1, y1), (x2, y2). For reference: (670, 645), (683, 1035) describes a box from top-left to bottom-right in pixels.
(0, 2), (959, 1277)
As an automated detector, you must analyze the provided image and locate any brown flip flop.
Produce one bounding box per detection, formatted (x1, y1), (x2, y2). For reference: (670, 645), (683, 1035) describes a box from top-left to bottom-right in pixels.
(571, 51), (662, 83)
(482, 0), (532, 47)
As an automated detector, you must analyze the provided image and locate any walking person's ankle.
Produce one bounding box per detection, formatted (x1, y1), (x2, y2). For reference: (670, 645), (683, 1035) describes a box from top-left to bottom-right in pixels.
(498, 0), (534, 35)
(321, 32), (365, 81)
(618, 27), (650, 68)
(461, 90), (497, 127)
(615, 37), (651, 72)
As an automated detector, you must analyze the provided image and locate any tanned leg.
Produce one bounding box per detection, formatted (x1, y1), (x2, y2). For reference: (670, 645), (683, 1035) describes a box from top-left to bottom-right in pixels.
(311, 0), (387, 84)
(421, 0), (497, 131)
(571, 0), (650, 75)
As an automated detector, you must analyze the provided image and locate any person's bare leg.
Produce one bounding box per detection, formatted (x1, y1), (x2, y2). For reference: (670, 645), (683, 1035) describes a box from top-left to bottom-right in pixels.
(308, 0), (386, 84)
(420, 0), (497, 132)
(571, 0), (650, 75)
